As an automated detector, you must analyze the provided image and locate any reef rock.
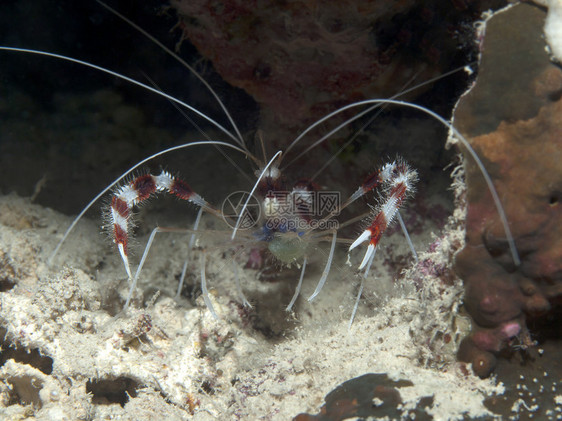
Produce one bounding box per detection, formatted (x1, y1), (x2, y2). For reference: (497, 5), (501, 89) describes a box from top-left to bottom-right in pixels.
(453, 3), (562, 377)
(170, 0), (503, 145)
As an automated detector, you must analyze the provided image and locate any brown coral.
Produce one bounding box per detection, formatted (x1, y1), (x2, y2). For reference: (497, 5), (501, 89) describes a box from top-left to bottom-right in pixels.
(453, 3), (562, 377)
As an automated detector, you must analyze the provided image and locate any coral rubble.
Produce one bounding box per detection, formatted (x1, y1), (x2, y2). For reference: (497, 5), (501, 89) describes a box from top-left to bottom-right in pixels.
(452, 2), (562, 377)
(0, 193), (504, 419)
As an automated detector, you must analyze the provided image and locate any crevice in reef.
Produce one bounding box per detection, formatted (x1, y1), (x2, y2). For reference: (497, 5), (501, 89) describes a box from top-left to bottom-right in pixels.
(0, 278), (16, 292)
(0, 252), (17, 292)
(0, 328), (53, 375)
(86, 376), (139, 407)
(6, 374), (44, 408)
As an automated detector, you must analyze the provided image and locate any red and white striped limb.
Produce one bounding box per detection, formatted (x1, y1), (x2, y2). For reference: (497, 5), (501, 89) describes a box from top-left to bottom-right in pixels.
(349, 160), (418, 270)
(108, 170), (209, 278)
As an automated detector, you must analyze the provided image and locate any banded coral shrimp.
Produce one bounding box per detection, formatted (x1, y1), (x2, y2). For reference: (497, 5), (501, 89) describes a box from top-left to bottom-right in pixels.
(0, 3), (531, 419)
(0, 0), (519, 333)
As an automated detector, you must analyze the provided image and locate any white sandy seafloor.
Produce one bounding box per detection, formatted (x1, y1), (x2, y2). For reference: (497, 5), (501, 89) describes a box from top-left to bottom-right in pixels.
(0, 159), (511, 421)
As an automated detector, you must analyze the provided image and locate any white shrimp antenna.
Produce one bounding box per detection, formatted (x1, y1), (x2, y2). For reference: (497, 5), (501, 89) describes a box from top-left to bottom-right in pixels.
(143, 73), (256, 184)
(48, 140), (250, 265)
(0, 47), (248, 152)
(231, 150), (283, 240)
(282, 63), (475, 162)
(95, 0), (246, 148)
